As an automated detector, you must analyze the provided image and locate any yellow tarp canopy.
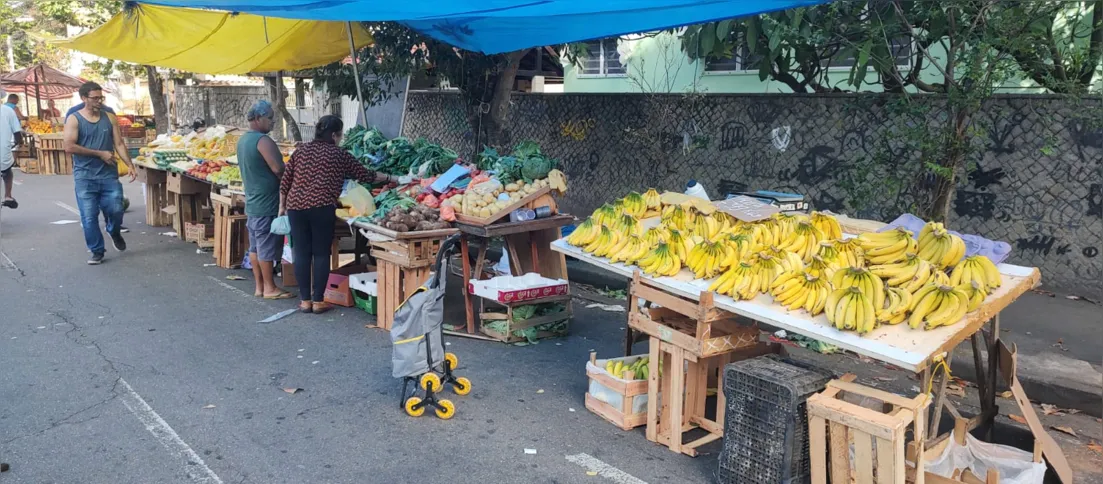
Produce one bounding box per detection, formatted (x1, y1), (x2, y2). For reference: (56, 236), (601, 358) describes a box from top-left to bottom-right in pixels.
(54, 4), (373, 75)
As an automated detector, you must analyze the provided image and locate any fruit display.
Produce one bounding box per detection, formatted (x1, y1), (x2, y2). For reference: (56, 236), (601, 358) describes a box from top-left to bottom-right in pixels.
(605, 356), (652, 380)
(187, 159), (230, 180)
(448, 176), (562, 219)
(208, 166), (241, 186)
(152, 149), (188, 169)
(27, 117), (56, 135)
(566, 190), (1007, 337)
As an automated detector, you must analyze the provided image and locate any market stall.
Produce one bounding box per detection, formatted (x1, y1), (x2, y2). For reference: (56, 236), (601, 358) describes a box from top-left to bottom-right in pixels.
(551, 191), (1071, 482)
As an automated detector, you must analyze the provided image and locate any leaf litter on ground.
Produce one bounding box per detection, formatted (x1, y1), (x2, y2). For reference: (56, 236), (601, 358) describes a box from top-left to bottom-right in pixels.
(282, 387), (303, 394)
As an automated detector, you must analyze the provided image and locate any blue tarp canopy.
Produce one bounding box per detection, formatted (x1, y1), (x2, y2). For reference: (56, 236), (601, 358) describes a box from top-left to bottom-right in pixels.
(139, 0), (831, 54)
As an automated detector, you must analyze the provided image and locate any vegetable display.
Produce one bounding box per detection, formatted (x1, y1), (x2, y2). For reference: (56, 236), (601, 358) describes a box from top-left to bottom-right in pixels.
(477, 140), (558, 184)
(341, 126), (459, 178)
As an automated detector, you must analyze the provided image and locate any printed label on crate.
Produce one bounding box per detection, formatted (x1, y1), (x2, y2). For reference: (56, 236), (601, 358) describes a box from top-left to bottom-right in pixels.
(469, 282), (569, 303)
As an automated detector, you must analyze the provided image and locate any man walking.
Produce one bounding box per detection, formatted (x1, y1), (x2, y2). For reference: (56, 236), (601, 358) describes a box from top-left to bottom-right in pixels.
(238, 100), (293, 299)
(1, 97), (22, 209)
(63, 82), (136, 265)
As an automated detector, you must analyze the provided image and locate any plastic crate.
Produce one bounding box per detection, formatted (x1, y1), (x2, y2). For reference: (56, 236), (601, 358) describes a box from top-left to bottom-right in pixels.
(717, 355), (833, 484)
(352, 290), (377, 315)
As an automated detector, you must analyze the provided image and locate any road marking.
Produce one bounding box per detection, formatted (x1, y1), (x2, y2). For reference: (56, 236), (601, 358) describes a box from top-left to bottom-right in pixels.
(566, 453), (648, 484)
(55, 201), (80, 215)
(207, 275), (256, 300)
(118, 378), (224, 484)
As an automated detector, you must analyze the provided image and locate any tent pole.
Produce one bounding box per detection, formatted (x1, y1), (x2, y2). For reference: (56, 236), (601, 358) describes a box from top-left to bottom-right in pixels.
(345, 21), (369, 127)
(33, 66), (42, 119)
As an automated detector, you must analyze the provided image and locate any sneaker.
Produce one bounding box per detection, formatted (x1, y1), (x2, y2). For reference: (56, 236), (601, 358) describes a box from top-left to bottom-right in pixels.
(110, 231), (127, 251)
(120, 226), (130, 234)
(88, 253), (104, 265)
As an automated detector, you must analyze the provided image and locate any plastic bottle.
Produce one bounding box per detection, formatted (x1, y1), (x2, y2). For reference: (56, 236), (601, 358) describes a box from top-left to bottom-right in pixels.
(684, 179), (710, 201)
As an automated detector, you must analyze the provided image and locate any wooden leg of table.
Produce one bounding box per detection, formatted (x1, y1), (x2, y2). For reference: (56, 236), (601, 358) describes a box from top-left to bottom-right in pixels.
(645, 339), (661, 443)
(330, 238), (339, 270)
(970, 333), (989, 414)
(469, 243), (488, 334)
(461, 236), (474, 334)
(529, 236), (541, 274)
(985, 315), (1001, 437)
(928, 354), (953, 440)
(668, 345), (685, 454)
(506, 238), (523, 276)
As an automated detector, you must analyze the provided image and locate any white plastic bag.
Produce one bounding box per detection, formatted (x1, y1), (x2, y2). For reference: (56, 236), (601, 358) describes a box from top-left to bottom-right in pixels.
(924, 431), (1046, 484)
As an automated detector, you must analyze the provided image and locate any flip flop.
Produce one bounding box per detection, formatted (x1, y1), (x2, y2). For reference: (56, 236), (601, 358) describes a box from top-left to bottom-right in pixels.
(263, 291), (296, 300)
(1, 198), (16, 209)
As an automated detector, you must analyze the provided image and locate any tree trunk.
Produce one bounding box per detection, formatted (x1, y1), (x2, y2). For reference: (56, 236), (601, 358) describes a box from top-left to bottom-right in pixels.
(265, 75), (303, 142)
(476, 50), (526, 150)
(143, 66), (169, 134)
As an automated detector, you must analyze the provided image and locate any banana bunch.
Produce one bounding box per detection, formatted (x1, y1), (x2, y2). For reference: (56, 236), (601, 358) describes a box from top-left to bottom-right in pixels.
(761, 247), (804, 273)
(826, 287), (877, 334)
(856, 227), (918, 265)
(643, 188), (662, 212)
(811, 211), (843, 240)
(956, 281), (988, 312)
(831, 266), (886, 311)
(731, 224), (764, 248)
(566, 218), (600, 247)
(931, 270), (951, 285)
(592, 204), (619, 226)
(709, 262), (759, 300)
(918, 222), (967, 269)
(950, 255), (1002, 291)
(770, 271), (831, 315)
(692, 214), (722, 240)
(757, 216), (791, 248)
(721, 233), (757, 269)
(820, 239), (865, 268)
(747, 254), (786, 294)
(638, 243), (682, 277)
(619, 192), (647, 218)
(661, 205), (690, 231)
(665, 230), (690, 261)
(908, 284), (970, 330)
(878, 287), (914, 325)
(805, 255), (841, 280)
(609, 235), (649, 264)
(869, 253), (934, 292)
(779, 220), (825, 262)
(642, 227), (665, 246)
(605, 357), (650, 380)
(687, 241), (727, 278)
(586, 226), (623, 257)
(609, 214), (642, 236)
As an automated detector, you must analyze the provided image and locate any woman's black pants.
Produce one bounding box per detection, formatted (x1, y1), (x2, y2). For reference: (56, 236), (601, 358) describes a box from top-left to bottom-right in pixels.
(287, 205), (337, 302)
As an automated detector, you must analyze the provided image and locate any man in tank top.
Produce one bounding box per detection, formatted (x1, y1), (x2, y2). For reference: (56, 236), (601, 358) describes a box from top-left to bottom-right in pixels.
(63, 82), (136, 265)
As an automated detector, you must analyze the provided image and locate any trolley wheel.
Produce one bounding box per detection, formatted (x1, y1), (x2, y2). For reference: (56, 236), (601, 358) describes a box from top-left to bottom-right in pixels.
(404, 397), (425, 417)
(444, 352), (459, 370)
(435, 399), (456, 420)
(419, 373), (441, 392)
(452, 376), (472, 395)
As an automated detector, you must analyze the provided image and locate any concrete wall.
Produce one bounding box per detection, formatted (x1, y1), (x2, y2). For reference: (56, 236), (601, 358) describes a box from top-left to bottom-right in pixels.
(401, 91), (1103, 293)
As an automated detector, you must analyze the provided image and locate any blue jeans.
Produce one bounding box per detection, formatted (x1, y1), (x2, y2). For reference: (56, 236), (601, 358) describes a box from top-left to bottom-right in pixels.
(74, 178), (124, 254)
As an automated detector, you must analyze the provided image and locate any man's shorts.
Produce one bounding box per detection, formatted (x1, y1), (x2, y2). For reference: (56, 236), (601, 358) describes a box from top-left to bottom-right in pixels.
(246, 215), (282, 262)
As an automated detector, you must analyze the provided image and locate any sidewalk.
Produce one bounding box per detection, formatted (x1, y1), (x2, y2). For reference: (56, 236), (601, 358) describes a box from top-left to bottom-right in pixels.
(565, 258), (1103, 417)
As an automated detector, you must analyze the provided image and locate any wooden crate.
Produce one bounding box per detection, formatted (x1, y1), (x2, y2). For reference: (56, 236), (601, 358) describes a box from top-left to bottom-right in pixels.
(167, 171), (207, 195)
(627, 272), (760, 358)
(37, 149), (71, 175)
(374, 260), (433, 331)
(16, 157), (38, 174)
(477, 294), (572, 343)
(184, 221), (214, 243)
(807, 376), (930, 484)
(211, 193), (247, 269)
(144, 182), (172, 227)
(585, 352), (648, 430)
(167, 191), (210, 239)
(136, 165), (167, 185)
(369, 236), (444, 269)
(36, 133), (64, 151)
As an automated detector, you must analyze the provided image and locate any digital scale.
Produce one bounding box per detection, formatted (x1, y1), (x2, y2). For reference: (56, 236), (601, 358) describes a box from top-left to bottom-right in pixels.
(727, 190), (809, 213)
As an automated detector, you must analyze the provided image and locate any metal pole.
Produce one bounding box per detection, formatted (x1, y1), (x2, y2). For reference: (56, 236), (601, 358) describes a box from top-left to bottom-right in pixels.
(345, 21), (369, 127)
(33, 66), (42, 119)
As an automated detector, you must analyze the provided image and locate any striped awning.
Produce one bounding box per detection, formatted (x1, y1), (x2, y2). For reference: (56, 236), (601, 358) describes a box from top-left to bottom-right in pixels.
(0, 64), (101, 100)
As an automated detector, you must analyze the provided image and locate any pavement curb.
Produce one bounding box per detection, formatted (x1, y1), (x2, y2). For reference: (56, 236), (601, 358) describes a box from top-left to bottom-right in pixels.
(566, 259), (1103, 417)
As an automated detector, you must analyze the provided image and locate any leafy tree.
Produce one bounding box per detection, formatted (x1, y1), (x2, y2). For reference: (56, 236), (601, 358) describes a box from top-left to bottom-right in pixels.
(675, 0), (1102, 221)
(310, 22), (529, 151)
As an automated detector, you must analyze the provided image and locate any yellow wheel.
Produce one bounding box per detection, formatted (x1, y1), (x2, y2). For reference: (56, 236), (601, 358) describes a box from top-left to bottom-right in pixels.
(452, 377), (472, 395)
(435, 399), (456, 420)
(419, 373), (441, 392)
(444, 353), (459, 370)
(404, 397), (424, 417)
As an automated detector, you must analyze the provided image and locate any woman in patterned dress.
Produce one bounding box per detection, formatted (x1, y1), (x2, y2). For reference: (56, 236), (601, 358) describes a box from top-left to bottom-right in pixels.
(279, 115), (401, 313)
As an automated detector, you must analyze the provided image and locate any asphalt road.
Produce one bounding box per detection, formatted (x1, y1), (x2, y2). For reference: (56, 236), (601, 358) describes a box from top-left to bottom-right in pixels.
(3, 174), (1100, 484)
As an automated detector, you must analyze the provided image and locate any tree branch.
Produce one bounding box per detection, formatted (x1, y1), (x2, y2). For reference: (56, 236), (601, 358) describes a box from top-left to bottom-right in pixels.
(1080, 0), (1103, 86)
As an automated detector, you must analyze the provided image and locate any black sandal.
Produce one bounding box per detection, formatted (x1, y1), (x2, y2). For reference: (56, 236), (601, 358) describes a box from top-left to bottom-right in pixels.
(1, 198), (16, 209)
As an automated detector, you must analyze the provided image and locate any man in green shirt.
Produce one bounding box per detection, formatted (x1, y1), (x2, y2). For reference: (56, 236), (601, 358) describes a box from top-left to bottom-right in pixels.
(237, 100), (293, 299)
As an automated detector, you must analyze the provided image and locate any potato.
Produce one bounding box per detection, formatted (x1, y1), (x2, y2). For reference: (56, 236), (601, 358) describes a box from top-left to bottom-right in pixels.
(478, 208), (491, 218)
(505, 182), (519, 192)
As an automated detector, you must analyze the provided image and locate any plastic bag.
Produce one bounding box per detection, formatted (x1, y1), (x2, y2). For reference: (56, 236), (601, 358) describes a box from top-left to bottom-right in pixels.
(586, 356), (651, 415)
(925, 430), (1046, 484)
(269, 215), (291, 235)
(339, 182), (376, 218)
(469, 178), (502, 197)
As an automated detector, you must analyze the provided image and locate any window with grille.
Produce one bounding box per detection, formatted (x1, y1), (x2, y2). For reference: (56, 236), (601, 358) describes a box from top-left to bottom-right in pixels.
(703, 33), (761, 73)
(579, 39), (626, 76)
(825, 38), (912, 69)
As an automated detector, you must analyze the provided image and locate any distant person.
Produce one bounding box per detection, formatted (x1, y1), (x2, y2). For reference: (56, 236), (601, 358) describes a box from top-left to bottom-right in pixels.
(44, 99), (62, 125)
(238, 100), (293, 300)
(5, 94), (26, 121)
(280, 115), (398, 314)
(1, 101), (23, 208)
(63, 82), (136, 265)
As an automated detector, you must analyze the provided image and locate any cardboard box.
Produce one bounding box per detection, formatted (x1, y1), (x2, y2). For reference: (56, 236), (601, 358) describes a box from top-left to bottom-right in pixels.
(184, 222), (214, 243)
(323, 263), (375, 307)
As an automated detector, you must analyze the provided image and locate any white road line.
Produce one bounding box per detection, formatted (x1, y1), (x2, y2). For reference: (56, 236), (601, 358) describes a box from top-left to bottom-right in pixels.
(207, 275), (259, 301)
(118, 378), (224, 484)
(55, 201), (80, 215)
(566, 453), (648, 484)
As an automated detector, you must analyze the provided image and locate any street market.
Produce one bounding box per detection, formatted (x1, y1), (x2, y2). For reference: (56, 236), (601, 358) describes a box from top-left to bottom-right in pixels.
(1, 1), (1101, 484)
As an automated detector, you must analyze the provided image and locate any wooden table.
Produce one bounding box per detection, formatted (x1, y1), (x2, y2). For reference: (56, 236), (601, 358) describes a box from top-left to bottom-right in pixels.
(455, 215), (573, 336)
